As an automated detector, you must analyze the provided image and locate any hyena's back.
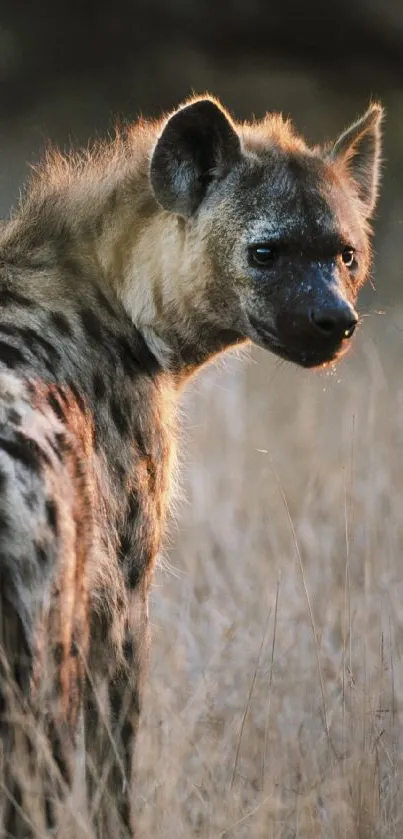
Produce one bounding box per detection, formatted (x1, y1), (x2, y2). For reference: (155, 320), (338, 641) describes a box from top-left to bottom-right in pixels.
(0, 368), (91, 830)
(0, 274), (167, 834)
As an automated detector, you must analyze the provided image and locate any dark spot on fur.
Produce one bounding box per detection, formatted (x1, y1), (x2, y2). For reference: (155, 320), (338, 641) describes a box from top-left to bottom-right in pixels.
(80, 308), (104, 344)
(90, 609), (110, 645)
(53, 675), (63, 698)
(7, 408), (21, 425)
(46, 433), (64, 461)
(106, 187), (119, 215)
(0, 468), (7, 493)
(116, 462), (126, 484)
(47, 392), (66, 424)
(0, 341), (26, 368)
(53, 643), (63, 666)
(93, 371), (106, 400)
(0, 323), (19, 337)
(127, 564), (142, 589)
(0, 287), (36, 309)
(146, 456), (157, 491)
(116, 593), (125, 612)
(59, 255), (82, 281)
(127, 491), (139, 522)
(8, 623), (32, 693)
(67, 380), (86, 413)
(74, 454), (86, 482)
(55, 431), (71, 454)
(110, 397), (130, 436)
(109, 680), (127, 725)
(45, 499), (58, 534)
(106, 326), (160, 379)
(92, 420), (101, 452)
(35, 542), (48, 564)
(115, 336), (142, 379)
(26, 380), (36, 397)
(70, 640), (79, 657)
(0, 433), (50, 471)
(152, 281), (163, 317)
(117, 718), (136, 776)
(94, 215), (104, 238)
(241, 164), (265, 190)
(45, 799), (57, 830)
(0, 510), (8, 532)
(96, 288), (116, 318)
(21, 328), (60, 367)
(56, 387), (70, 406)
(24, 490), (37, 510)
(49, 311), (73, 337)
(135, 331), (161, 376)
(0, 324), (60, 374)
(122, 637), (135, 661)
(119, 532), (132, 560)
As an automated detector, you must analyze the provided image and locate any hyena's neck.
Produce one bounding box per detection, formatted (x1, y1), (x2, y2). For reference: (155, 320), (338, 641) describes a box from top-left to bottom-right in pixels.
(114, 210), (244, 375)
(96, 184), (242, 374)
(4, 140), (243, 375)
(105, 204), (195, 367)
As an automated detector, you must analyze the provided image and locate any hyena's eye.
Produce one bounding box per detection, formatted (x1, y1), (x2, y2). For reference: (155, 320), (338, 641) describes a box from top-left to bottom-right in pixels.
(248, 244), (279, 267)
(341, 247), (355, 267)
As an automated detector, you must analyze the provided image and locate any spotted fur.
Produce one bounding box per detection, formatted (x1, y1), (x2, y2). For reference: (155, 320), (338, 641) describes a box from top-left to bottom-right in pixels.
(0, 94), (382, 835)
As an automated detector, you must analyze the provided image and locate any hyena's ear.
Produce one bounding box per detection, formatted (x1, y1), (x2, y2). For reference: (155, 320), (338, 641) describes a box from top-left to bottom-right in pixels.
(327, 103), (384, 216)
(150, 98), (242, 216)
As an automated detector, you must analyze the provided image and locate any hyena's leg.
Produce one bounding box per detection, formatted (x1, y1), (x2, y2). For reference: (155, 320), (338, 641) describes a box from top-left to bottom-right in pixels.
(84, 594), (150, 838)
(2, 616), (86, 839)
(0, 383), (91, 836)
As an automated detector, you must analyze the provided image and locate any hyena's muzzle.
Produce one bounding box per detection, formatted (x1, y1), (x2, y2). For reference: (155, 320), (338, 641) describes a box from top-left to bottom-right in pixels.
(249, 259), (359, 369)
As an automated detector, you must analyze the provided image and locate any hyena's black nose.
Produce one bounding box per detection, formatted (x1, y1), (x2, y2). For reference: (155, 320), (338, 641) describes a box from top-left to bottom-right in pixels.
(309, 304), (358, 341)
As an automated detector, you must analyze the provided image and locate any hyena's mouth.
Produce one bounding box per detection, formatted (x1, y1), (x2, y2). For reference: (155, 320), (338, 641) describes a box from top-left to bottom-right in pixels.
(248, 314), (353, 369)
(272, 340), (352, 369)
(247, 315), (285, 354)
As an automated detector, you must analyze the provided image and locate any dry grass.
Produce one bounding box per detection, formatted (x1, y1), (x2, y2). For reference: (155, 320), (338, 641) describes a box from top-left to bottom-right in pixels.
(133, 306), (403, 838)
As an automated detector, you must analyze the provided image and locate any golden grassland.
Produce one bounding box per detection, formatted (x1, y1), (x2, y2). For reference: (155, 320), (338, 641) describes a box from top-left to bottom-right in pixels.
(134, 305), (403, 838)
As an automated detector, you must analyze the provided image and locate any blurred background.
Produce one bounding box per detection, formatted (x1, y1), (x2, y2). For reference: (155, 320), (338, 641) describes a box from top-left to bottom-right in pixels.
(2, 3), (403, 837)
(1, 0), (403, 307)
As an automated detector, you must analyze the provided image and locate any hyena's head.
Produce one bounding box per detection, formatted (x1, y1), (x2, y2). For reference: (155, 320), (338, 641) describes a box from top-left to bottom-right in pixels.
(149, 96), (383, 368)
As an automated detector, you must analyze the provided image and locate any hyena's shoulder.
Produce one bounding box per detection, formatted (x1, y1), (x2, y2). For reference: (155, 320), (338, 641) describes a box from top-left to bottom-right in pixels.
(0, 256), (175, 592)
(0, 249), (172, 746)
(0, 363), (92, 722)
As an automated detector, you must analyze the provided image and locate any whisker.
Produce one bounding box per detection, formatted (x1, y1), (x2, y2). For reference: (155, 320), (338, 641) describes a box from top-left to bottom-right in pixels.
(360, 309), (386, 318)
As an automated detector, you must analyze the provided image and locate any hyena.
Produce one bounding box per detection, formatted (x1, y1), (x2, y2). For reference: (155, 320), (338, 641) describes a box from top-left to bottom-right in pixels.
(0, 95), (382, 836)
